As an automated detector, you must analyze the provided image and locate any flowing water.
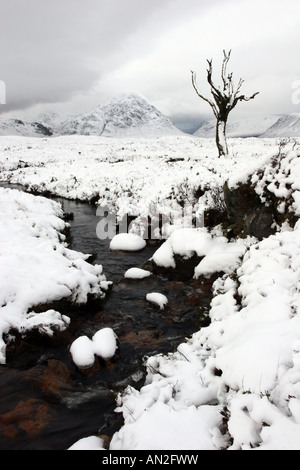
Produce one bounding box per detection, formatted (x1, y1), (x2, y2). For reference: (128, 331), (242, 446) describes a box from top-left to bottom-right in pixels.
(0, 184), (212, 450)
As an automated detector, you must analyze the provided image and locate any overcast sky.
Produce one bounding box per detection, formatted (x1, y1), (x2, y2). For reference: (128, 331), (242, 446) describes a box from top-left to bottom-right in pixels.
(1, 0), (300, 127)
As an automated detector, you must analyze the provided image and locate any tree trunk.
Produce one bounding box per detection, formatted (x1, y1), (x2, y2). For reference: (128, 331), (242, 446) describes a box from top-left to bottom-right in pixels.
(216, 118), (228, 157)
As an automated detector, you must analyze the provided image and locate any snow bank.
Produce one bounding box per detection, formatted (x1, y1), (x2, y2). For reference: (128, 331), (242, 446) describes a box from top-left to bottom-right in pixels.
(111, 220), (300, 450)
(111, 401), (221, 450)
(152, 227), (247, 277)
(70, 327), (118, 368)
(0, 187), (110, 364)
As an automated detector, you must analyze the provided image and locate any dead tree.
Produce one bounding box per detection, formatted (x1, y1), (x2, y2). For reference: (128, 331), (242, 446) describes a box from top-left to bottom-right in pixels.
(191, 50), (259, 157)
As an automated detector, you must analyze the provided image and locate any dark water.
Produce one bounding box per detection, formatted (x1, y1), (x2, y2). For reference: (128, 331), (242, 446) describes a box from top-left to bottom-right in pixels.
(0, 184), (212, 450)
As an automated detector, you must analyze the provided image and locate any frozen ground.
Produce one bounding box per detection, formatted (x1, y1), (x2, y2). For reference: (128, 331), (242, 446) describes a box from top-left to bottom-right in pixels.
(1, 134), (300, 450)
(0, 134), (281, 234)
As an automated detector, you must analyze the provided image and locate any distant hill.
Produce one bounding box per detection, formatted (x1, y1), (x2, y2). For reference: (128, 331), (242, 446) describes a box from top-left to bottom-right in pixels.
(260, 113), (300, 137)
(194, 115), (282, 138)
(0, 118), (53, 137)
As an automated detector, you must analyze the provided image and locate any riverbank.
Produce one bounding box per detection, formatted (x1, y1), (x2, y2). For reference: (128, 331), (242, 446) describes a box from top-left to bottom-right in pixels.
(0, 184), (213, 449)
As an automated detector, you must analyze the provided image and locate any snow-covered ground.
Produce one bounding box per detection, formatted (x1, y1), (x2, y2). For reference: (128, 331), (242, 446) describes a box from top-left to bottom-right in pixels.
(0, 187), (110, 364)
(110, 222), (300, 450)
(0, 134), (281, 234)
(1, 134), (300, 450)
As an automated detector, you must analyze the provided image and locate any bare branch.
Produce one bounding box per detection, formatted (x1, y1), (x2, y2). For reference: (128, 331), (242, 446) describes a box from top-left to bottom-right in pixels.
(231, 91), (259, 109)
(221, 50), (231, 91)
(191, 70), (218, 117)
(236, 78), (244, 95)
(206, 59), (222, 100)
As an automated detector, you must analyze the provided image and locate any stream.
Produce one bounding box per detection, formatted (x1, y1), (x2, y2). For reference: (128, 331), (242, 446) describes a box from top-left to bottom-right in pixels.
(0, 185), (212, 450)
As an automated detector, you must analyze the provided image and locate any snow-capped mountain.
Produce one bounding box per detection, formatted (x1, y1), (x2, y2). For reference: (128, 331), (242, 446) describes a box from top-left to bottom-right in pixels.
(58, 93), (183, 138)
(0, 94), (183, 139)
(194, 115), (281, 138)
(261, 113), (300, 137)
(0, 118), (53, 137)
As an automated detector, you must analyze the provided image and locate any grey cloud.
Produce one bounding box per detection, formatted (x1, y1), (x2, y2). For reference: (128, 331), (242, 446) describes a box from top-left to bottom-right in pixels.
(0, 0), (176, 113)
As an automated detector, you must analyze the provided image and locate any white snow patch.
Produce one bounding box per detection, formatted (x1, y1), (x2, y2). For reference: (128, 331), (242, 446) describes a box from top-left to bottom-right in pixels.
(146, 293), (168, 310)
(110, 233), (146, 252)
(124, 267), (151, 279)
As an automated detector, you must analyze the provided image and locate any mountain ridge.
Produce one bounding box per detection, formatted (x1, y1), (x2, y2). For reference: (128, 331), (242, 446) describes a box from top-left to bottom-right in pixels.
(1, 94), (300, 138)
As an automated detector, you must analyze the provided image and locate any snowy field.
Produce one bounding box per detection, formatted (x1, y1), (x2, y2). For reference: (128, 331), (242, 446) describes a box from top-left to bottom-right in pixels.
(1, 134), (300, 450)
(0, 135), (280, 228)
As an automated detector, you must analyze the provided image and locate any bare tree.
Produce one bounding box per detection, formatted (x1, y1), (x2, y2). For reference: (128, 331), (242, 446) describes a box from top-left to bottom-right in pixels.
(191, 50), (259, 157)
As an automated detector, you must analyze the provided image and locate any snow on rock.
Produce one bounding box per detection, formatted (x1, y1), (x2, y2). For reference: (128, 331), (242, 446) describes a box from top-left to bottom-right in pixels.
(92, 327), (118, 360)
(70, 327), (118, 367)
(152, 227), (247, 277)
(70, 336), (95, 369)
(110, 233), (146, 252)
(19, 310), (70, 336)
(146, 292), (168, 310)
(0, 187), (110, 364)
(124, 267), (151, 279)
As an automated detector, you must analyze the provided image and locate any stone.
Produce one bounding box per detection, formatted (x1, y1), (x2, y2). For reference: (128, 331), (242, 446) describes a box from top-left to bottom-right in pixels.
(223, 181), (275, 240)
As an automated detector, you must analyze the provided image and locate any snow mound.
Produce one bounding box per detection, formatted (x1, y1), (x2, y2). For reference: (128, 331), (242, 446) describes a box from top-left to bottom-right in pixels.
(146, 292), (168, 310)
(0, 187), (110, 364)
(152, 227), (247, 277)
(70, 327), (118, 368)
(70, 336), (95, 369)
(110, 233), (146, 252)
(124, 267), (151, 279)
(92, 327), (118, 360)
